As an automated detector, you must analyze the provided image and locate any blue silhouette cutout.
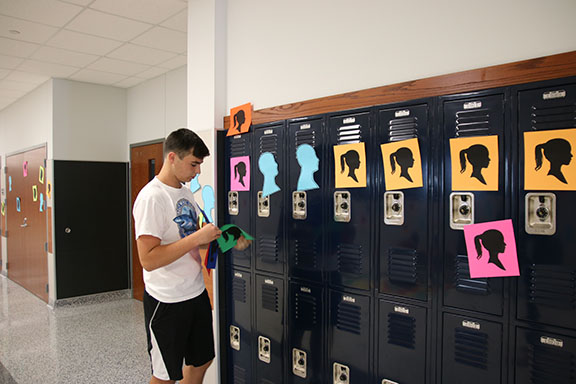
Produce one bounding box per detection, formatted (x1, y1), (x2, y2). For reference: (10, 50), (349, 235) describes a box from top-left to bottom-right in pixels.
(296, 144), (319, 191)
(190, 174), (201, 193)
(202, 185), (215, 223)
(259, 152), (280, 197)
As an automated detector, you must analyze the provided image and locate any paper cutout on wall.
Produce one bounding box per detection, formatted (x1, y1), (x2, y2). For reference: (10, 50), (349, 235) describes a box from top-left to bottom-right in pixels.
(202, 185), (215, 223)
(296, 144), (320, 191)
(217, 224), (254, 253)
(258, 152), (280, 197)
(8, 176), (12, 192)
(227, 103), (252, 136)
(1, 201), (5, 216)
(230, 156), (250, 191)
(450, 135), (499, 191)
(39, 166), (45, 184)
(524, 128), (576, 191)
(463, 219), (519, 278)
(39, 193), (44, 212)
(16, 197), (21, 212)
(23, 161), (28, 177)
(380, 138), (423, 190)
(190, 174), (201, 193)
(334, 142), (367, 188)
(47, 181), (52, 199)
(32, 185), (38, 201)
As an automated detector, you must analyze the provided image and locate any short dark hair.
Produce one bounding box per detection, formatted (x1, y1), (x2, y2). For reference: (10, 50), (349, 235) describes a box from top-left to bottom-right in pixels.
(164, 128), (210, 159)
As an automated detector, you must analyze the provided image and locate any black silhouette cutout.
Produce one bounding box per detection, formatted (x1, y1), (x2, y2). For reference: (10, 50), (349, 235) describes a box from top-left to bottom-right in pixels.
(234, 161), (247, 187)
(535, 138), (573, 184)
(390, 147), (415, 182)
(233, 109), (246, 133)
(340, 150), (360, 182)
(460, 144), (490, 185)
(221, 226), (243, 243)
(474, 229), (507, 270)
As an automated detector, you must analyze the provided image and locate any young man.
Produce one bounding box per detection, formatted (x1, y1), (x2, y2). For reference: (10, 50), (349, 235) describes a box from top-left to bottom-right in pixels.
(133, 128), (249, 384)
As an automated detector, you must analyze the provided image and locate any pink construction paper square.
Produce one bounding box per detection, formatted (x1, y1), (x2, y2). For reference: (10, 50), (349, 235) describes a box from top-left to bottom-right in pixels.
(230, 156), (250, 191)
(463, 219), (519, 278)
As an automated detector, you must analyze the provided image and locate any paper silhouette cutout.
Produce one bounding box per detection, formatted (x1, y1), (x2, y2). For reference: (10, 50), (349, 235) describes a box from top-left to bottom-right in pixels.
(259, 152), (280, 197)
(8, 176), (12, 192)
(230, 156), (250, 191)
(39, 193), (44, 212)
(190, 175), (201, 193)
(524, 128), (576, 191)
(202, 185), (215, 223)
(1, 201), (5, 216)
(47, 181), (52, 199)
(334, 142), (367, 188)
(380, 138), (423, 190)
(16, 197), (21, 212)
(32, 185), (38, 202)
(39, 166), (45, 184)
(23, 161), (28, 177)
(217, 224), (254, 253)
(227, 103), (252, 136)
(296, 144), (320, 191)
(463, 219), (519, 278)
(450, 135), (499, 191)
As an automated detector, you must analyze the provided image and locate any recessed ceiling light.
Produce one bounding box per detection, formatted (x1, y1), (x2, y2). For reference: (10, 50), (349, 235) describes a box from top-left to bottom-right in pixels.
(9, 30), (21, 35)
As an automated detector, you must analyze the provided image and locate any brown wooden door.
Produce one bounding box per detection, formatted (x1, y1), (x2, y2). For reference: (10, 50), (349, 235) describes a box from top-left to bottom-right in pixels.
(131, 141), (164, 301)
(6, 146), (48, 302)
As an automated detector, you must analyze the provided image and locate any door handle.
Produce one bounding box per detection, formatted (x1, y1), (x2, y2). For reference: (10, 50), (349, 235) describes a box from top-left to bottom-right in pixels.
(20, 217), (28, 228)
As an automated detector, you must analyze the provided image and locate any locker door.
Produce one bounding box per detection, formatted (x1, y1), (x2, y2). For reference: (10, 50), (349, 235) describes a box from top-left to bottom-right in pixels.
(376, 102), (431, 301)
(377, 300), (427, 384)
(253, 122), (286, 275)
(224, 133), (253, 268)
(515, 327), (576, 384)
(288, 281), (324, 383)
(328, 289), (371, 383)
(441, 313), (503, 384)
(287, 117), (326, 282)
(226, 268), (252, 383)
(327, 111), (374, 291)
(442, 93), (507, 315)
(516, 82), (576, 329)
(255, 274), (285, 383)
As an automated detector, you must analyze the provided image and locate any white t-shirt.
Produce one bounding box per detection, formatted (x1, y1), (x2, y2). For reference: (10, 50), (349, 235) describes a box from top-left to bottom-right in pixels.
(133, 177), (205, 303)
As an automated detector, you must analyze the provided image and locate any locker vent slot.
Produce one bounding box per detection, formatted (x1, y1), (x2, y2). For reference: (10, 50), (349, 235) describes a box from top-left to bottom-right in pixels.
(336, 301), (362, 335)
(388, 117), (418, 141)
(337, 243), (363, 275)
(529, 344), (575, 383)
(294, 291), (318, 326)
(388, 248), (418, 284)
(259, 236), (279, 264)
(233, 365), (246, 384)
(232, 277), (247, 303)
(293, 239), (319, 270)
(387, 313), (416, 349)
(337, 124), (363, 144)
(261, 284), (279, 312)
(259, 134), (278, 155)
(454, 327), (489, 369)
(295, 129), (316, 147)
(455, 254), (490, 295)
(528, 265), (576, 310)
(530, 104), (576, 131)
(230, 136), (248, 157)
(455, 109), (491, 136)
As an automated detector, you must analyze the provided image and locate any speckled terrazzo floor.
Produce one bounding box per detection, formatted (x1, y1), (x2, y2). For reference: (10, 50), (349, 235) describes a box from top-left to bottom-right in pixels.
(0, 275), (151, 384)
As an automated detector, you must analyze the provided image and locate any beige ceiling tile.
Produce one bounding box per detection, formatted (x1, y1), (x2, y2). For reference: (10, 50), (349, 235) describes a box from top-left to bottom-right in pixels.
(66, 9), (153, 41)
(114, 76), (147, 88)
(70, 69), (128, 85)
(107, 43), (177, 66)
(160, 9), (187, 32)
(0, 0), (83, 27)
(32, 46), (99, 68)
(18, 59), (80, 78)
(6, 70), (50, 84)
(136, 66), (169, 80)
(157, 55), (186, 70)
(61, 0), (93, 5)
(132, 27), (186, 54)
(0, 68), (10, 79)
(0, 37), (40, 58)
(47, 30), (123, 56)
(87, 57), (150, 76)
(90, 0), (186, 24)
(0, 79), (38, 92)
(0, 54), (24, 69)
(0, 15), (59, 44)
(0, 88), (27, 99)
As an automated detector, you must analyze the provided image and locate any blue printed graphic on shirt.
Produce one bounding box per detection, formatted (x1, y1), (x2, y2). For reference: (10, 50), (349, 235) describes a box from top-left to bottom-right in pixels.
(173, 198), (197, 238)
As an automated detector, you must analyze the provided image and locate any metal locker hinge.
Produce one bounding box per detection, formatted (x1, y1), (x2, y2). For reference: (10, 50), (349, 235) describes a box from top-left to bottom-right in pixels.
(333, 362), (350, 384)
(384, 191), (404, 226)
(258, 335), (271, 363)
(257, 191), (270, 218)
(449, 192), (474, 230)
(292, 348), (307, 378)
(525, 192), (556, 235)
(292, 191), (307, 220)
(229, 325), (240, 351)
(228, 191), (239, 215)
(334, 191), (351, 223)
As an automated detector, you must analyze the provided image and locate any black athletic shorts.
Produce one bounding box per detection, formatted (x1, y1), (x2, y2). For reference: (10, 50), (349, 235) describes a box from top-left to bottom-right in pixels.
(144, 290), (215, 381)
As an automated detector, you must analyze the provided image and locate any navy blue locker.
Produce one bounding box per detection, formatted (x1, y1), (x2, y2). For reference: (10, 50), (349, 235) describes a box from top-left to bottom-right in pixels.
(377, 300), (428, 384)
(515, 81), (576, 329)
(515, 327), (576, 383)
(441, 313), (503, 384)
(327, 110), (374, 291)
(253, 122), (286, 275)
(224, 133), (253, 268)
(255, 274), (285, 383)
(441, 93), (508, 315)
(287, 117), (326, 282)
(376, 102), (432, 301)
(226, 268), (253, 383)
(328, 289), (371, 383)
(287, 281), (325, 383)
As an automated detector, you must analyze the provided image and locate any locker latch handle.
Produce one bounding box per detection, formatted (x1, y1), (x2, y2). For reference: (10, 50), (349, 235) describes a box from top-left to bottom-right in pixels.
(525, 192), (556, 235)
(257, 191), (270, 218)
(292, 348), (307, 378)
(228, 191), (239, 216)
(449, 192), (474, 230)
(293, 191), (307, 220)
(334, 191), (351, 222)
(384, 191), (404, 226)
(333, 362), (350, 384)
